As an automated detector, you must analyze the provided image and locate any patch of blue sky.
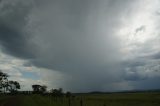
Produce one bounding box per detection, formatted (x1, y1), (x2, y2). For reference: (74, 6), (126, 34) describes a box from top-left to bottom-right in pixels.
(22, 71), (40, 80)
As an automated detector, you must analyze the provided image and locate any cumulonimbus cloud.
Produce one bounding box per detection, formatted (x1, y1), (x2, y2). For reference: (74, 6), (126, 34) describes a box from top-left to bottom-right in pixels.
(1, 0), (160, 92)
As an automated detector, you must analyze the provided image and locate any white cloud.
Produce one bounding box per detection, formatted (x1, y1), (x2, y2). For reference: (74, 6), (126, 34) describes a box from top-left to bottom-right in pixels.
(0, 50), (65, 90)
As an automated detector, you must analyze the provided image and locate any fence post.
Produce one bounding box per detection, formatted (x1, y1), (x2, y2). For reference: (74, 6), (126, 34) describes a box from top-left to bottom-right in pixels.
(80, 98), (83, 106)
(68, 98), (71, 106)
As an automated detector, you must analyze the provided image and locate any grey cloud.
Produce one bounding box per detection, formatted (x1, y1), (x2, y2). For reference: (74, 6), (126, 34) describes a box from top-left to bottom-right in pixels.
(0, 0), (142, 92)
(123, 56), (160, 82)
(27, 0), (137, 92)
(0, 0), (36, 59)
(122, 59), (146, 67)
(0, 24), (34, 58)
(156, 11), (160, 16)
(29, 0), (135, 69)
(132, 77), (160, 90)
(0, 0), (124, 92)
(124, 73), (147, 81)
(124, 67), (147, 81)
(135, 26), (145, 33)
(1, 0), (160, 92)
(149, 52), (160, 59)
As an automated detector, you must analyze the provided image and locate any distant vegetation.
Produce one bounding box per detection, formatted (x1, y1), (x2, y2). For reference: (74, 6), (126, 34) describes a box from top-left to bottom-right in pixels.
(0, 70), (71, 96)
(0, 70), (20, 94)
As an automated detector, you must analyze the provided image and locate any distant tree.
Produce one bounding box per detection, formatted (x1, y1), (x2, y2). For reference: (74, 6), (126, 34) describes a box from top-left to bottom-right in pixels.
(0, 70), (9, 93)
(41, 85), (47, 93)
(32, 85), (47, 94)
(51, 88), (64, 97)
(8, 81), (14, 92)
(8, 80), (20, 93)
(32, 84), (42, 94)
(59, 88), (63, 93)
(14, 81), (20, 90)
(66, 91), (72, 98)
(0, 70), (21, 94)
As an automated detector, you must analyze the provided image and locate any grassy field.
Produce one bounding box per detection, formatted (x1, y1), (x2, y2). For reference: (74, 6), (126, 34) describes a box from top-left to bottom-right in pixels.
(1, 92), (160, 106)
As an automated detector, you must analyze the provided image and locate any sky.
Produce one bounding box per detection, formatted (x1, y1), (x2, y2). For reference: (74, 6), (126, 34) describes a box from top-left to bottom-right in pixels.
(0, 0), (160, 92)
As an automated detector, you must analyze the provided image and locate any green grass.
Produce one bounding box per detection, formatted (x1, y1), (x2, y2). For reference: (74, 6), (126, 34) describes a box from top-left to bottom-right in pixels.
(1, 92), (160, 106)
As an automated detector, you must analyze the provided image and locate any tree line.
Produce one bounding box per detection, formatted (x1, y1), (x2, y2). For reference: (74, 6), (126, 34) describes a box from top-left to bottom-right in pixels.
(0, 70), (72, 98)
(0, 70), (20, 93)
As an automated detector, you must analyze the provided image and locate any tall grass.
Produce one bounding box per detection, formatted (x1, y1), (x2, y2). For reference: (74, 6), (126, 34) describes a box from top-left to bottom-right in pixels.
(1, 92), (160, 106)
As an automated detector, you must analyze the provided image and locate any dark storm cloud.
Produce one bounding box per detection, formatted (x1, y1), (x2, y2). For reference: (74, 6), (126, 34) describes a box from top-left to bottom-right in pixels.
(0, 0), (36, 59)
(0, 0), (139, 92)
(0, 24), (34, 58)
(27, 0), (137, 92)
(28, 0), (135, 70)
(132, 77), (160, 90)
(124, 72), (147, 81)
(123, 53), (160, 82)
(122, 59), (146, 67)
(1, 0), (160, 92)
(149, 52), (160, 59)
